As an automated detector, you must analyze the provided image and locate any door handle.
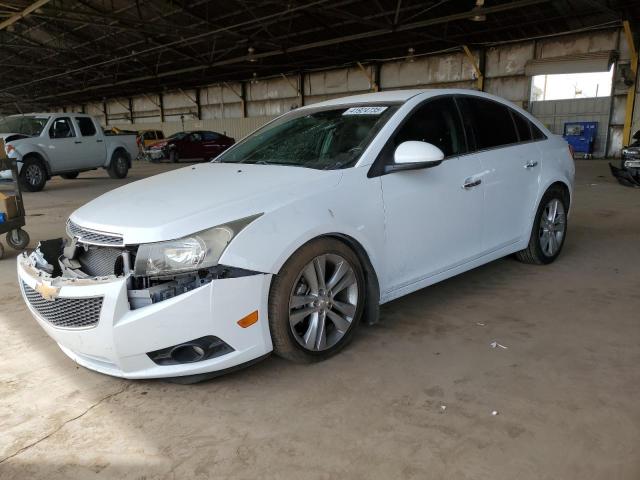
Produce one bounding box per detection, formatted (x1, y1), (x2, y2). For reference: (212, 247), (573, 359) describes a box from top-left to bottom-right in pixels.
(74, 141), (82, 144)
(463, 178), (482, 189)
(97, 139), (104, 143)
(525, 160), (538, 168)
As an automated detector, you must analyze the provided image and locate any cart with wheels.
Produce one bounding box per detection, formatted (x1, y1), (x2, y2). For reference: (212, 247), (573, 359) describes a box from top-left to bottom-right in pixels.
(0, 157), (30, 259)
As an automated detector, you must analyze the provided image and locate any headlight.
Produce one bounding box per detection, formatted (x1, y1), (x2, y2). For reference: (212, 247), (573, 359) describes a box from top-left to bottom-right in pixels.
(133, 214), (261, 277)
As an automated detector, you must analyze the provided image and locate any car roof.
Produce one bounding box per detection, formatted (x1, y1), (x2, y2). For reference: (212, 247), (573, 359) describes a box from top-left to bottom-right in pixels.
(299, 88), (513, 110)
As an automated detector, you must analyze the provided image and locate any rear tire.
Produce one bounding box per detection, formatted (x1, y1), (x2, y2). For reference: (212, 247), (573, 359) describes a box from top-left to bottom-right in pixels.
(19, 158), (47, 192)
(61, 172), (79, 179)
(515, 186), (568, 265)
(107, 151), (129, 179)
(268, 238), (365, 363)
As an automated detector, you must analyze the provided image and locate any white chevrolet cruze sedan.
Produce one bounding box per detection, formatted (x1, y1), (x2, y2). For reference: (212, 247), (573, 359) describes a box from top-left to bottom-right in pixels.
(17, 89), (574, 381)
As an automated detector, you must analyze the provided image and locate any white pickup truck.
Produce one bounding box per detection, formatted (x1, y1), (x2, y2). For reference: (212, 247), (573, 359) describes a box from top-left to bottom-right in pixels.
(0, 113), (138, 192)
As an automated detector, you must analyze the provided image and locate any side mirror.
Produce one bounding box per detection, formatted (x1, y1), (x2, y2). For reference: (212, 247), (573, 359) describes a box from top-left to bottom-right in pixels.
(387, 141), (445, 173)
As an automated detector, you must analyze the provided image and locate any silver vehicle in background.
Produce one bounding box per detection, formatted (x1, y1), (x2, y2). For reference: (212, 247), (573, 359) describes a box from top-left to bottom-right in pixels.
(0, 114), (138, 192)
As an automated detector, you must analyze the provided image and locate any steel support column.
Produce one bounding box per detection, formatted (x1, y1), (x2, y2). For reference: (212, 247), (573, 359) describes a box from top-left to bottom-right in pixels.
(623, 20), (638, 147)
(463, 45), (484, 91)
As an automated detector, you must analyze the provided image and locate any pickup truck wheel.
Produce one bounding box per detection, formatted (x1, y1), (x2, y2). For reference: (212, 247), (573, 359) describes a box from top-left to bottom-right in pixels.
(107, 151), (129, 179)
(61, 172), (79, 179)
(19, 159), (47, 192)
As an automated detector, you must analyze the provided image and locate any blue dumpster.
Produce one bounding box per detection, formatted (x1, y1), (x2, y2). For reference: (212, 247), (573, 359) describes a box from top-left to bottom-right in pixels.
(563, 121), (597, 158)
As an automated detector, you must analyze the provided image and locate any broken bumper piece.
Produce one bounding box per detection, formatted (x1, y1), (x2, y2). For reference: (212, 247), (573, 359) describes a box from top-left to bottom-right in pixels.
(16, 245), (273, 379)
(610, 162), (640, 188)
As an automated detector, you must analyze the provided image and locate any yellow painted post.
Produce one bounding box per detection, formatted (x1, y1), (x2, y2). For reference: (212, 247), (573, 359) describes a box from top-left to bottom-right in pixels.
(623, 20), (638, 147)
(463, 45), (484, 91)
(356, 62), (379, 92)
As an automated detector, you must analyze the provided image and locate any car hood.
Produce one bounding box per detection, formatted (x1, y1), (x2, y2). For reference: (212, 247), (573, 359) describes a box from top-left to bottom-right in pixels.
(0, 132), (29, 141)
(70, 163), (343, 244)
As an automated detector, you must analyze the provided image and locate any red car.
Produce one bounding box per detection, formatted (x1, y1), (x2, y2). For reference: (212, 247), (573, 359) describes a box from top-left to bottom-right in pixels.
(147, 130), (235, 162)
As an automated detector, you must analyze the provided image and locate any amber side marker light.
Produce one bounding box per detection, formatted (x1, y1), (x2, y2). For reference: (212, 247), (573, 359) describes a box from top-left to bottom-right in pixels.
(237, 310), (259, 328)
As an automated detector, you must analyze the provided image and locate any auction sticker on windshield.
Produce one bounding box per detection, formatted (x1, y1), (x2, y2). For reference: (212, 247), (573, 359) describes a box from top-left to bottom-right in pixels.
(343, 106), (388, 115)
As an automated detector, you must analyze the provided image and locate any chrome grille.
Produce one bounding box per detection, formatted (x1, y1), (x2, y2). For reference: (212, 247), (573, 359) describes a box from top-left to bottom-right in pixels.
(66, 220), (123, 247)
(78, 247), (122, 277)
(22, 282), (103, 329)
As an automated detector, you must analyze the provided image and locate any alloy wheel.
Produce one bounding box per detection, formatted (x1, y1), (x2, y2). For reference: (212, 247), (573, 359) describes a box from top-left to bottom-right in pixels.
(116, 156), (127, 175)
(288, 253), (359, 351)
(539, 198), (566, 257)
(25, 164), (42, 186)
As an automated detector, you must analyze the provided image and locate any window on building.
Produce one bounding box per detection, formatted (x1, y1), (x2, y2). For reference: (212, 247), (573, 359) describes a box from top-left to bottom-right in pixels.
(530, 66), (613, 101)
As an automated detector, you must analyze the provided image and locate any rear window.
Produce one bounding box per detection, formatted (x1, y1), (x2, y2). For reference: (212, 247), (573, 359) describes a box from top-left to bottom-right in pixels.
(531, 123), (547, 141)
(156, 131), (164, 139)
(511, 111), (532, 142)
(76, 117), (96, 136)
(457, 96), (518, 150)
(202, 132), (220, 141)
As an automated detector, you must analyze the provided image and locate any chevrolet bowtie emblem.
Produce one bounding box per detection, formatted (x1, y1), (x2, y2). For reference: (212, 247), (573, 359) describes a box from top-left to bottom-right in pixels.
(35, 282), (60, 301)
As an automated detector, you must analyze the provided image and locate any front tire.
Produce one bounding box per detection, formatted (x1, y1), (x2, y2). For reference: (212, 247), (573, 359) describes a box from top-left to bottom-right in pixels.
(516, 186), (568, 265)
(268, 238), (365, 363)
(107, 151), (129, 179)
(19, 158), (47, 192)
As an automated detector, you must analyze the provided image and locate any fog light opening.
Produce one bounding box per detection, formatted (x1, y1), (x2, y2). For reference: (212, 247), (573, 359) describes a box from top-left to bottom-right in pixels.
(147, 335), (235, 366)
(170, 344), (205, 363)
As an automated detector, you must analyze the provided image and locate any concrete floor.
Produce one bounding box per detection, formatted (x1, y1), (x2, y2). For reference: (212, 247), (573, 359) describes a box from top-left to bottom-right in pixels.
(0, 160), (638, 480)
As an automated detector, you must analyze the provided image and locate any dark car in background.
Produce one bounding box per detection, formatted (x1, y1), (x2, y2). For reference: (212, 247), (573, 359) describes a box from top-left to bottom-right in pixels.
(146, 130), (235, 162)
(610, 130), (640, 187)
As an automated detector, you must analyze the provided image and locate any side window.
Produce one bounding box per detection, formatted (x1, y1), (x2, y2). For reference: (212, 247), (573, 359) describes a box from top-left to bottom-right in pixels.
(531, 123), (547, 141)
(190, 133), (202, 142)
(457, 97), (518, 150)
(511, 110), (532, 142)
(202, 132), (220, 141)
(156, 131), (164, 139)
(143, 131), (154, 140)
(49, 117), (75, 139)
(394, 97), (466, 157)
(75, 117), (96, 136)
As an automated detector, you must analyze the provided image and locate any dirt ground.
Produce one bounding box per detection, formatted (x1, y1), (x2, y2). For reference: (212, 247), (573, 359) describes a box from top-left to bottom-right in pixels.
(0, 160), (638, 480)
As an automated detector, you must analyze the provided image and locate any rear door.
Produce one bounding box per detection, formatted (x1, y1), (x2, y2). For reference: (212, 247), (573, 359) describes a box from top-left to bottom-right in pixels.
(202, 132), (224, 159)
(73, 116), (104, 168)
(379, 96), (485, 291)
(184, 132), (202, 159)
(45, 117), (82, 171)
(456, 96), (541, 251)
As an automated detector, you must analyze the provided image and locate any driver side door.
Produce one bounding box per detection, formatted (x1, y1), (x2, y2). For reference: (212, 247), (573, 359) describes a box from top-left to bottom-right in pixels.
(378, 96), (485, 294)
(44, 117), (83, 172)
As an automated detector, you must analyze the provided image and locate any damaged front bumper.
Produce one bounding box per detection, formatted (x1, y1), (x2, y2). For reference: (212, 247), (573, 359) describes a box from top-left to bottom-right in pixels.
(17, 242), (273, 379)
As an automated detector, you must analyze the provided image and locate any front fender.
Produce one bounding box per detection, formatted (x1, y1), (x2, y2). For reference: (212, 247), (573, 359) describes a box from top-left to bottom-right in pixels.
(219, 168), (386, 288)
(11, 142), (51, 174)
